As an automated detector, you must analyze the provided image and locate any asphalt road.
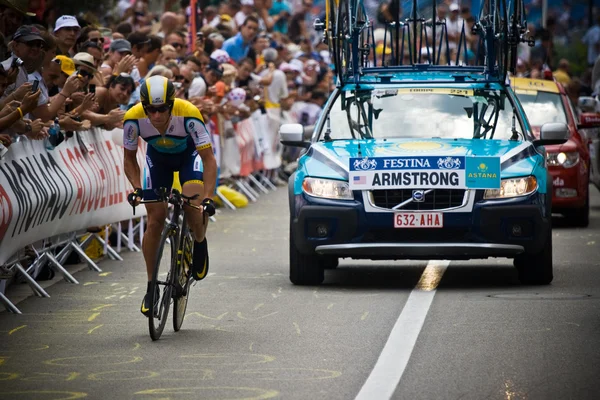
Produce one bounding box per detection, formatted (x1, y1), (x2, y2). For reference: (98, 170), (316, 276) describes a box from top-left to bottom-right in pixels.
(1, 186), (599, 400)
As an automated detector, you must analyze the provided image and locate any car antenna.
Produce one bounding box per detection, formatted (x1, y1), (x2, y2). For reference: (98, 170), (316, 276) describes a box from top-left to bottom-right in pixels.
(324, 113), (332, 141)
(510, 109), (519, 141)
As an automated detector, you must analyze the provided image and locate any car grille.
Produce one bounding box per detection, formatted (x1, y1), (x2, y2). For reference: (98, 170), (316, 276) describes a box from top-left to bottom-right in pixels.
(370, 189), (466, 210)
(363, 228), (472, 243)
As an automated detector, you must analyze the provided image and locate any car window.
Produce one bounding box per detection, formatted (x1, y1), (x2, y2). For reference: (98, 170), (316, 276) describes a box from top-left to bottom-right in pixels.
(516, 91), (567, 126)
(321, 88), (524, 141)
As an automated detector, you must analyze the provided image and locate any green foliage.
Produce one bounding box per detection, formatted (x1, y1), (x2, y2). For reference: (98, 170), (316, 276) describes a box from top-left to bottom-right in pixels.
(554, 31), (589, 77)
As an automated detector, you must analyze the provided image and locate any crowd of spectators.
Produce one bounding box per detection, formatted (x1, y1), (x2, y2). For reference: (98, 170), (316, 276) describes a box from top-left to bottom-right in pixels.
(0, 0), (336, 185)
(0, 0), (599, 171)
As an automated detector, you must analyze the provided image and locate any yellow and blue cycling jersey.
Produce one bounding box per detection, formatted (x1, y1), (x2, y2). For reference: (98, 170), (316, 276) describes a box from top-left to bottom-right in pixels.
(122, 98), (212, 154)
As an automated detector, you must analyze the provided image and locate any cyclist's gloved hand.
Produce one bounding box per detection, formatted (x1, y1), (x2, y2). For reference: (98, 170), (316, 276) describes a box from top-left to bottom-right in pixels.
(202, 198), (216, 216)
(127, 188), (143, 206)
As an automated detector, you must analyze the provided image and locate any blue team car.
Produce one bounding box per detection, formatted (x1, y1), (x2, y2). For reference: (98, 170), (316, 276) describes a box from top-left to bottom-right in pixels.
(280, 76), (569, 286)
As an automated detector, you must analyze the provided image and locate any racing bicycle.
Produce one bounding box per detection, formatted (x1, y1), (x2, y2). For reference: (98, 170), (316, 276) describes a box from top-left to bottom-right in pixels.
(130, 187), (203, 341)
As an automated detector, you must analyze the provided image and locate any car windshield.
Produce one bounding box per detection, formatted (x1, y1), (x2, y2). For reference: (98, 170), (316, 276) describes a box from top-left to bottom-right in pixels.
(319, 87), (525, 141)
(515, 91), (567, 126)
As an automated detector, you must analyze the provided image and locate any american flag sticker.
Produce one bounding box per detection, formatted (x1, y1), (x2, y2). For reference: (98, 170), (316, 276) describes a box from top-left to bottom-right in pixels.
(353, 175), (367, 185)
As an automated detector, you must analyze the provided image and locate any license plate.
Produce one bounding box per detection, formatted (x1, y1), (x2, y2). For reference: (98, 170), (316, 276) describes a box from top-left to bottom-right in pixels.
(394, 212), (443, 228)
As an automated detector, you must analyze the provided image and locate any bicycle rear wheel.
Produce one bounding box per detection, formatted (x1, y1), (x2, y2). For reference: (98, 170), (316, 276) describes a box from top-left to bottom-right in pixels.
(173, 219), (193, 332)
(149, 225), (177, 341)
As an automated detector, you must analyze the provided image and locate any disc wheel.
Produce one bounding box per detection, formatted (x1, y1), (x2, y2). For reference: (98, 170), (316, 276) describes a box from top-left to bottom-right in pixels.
(173, 225), (193, 332)
(149, 226), (176, 341)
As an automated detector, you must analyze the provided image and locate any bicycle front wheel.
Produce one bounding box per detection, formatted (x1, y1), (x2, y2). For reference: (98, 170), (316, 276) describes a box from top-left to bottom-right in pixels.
(173, 221), (193, 332)
(149, 225), (177, 341)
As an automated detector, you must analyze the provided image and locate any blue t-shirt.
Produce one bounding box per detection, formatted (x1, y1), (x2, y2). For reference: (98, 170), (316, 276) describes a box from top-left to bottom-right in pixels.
(269, 1), (291, 34)
(222, 33), (251, 64)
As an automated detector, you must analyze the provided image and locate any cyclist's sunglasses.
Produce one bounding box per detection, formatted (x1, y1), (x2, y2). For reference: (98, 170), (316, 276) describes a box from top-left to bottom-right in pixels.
(144, 104), (170, 114)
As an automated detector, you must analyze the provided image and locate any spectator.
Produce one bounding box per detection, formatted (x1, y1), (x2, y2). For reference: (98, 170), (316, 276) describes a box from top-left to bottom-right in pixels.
(158, 45), (178, 65)
(28, 34), (85, 122)
(100, 39), (136, 78)
(222, 15), (260, 64)
(165, 31), (187, 59)
(137, 35), (162, 77)
(0, 66), (40, 134)
(53, 15), (80, 56)
(583, 15), (600, 67)
(157, 12), (178, 39)
(270, 0), (292, 35)
(81, 73), (129, 129)
(235, 0), (255, 28)
(189, 58), (223, 98)
(1, 26), (45, 101)
(176, 65), (195, 98)
(75, 26), (105, 53)
(0, 1), (31, 59)
(553, 58), (571, 87)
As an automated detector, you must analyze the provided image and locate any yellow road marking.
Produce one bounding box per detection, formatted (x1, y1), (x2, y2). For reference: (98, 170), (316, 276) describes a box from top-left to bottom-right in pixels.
(186, 312), (229, 320)
(91, 304), (114, 311)
(8, 325), (26, 335)
(327, 303), (334, 310)
(133, 343), (141, 351)
(0, 391), (87, 399)
(0, 357), (8, 366)
(237, 311), (278, 320)
(253, 303), (264, 311)
(87, 313), (100, 322)
(293, 322), (301, 336)
(83, 282), (99, 286)
(415, 262), (446, 291)
(104, 295), (116, 299)
(99, 272), (112, 276)
(87, 324), (103, 334)
(134, 386), (279, 399)
(361, 312), (369, 321)
(249, 342), (254, 352)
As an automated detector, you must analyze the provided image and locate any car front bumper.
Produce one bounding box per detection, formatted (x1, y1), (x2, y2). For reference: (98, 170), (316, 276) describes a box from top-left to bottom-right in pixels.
(291, 191), (551, 260)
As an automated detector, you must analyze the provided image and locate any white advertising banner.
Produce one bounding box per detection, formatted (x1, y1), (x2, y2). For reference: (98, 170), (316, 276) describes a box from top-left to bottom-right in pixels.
(0, 128), (147, 265)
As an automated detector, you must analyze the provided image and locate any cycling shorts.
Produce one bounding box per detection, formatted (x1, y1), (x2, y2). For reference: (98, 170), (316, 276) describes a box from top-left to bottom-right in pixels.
(143, 139), (204, 200)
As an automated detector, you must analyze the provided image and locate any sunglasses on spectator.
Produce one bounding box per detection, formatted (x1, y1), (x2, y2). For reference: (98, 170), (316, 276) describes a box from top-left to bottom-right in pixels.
(175, 75), (191, 84)
(144, 104), (170, 114)
(170, 43), (184, 49)
(77, 70), (94, 79)
(88, 37), (105, 44)
(20, 40), (44, 49)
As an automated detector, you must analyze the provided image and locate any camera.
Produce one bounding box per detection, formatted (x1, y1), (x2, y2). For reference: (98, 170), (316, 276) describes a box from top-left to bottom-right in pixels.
(11, 57), (23, 69)
(173, 81), (182, 89)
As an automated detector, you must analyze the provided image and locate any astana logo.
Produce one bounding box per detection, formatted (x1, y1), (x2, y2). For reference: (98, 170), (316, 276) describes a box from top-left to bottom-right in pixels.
(437, 156), (461, 169)
(353, 157), (377, 171)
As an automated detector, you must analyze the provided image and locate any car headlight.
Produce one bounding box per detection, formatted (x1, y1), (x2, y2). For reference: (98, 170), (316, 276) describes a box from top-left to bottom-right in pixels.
(546, 151), (579, 168)
(302, 178), (353, 200)
(484, 176), (538, 199)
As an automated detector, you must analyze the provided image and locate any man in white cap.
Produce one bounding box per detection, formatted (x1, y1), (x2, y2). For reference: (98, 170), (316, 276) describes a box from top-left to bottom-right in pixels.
(54, 15), (81, 56)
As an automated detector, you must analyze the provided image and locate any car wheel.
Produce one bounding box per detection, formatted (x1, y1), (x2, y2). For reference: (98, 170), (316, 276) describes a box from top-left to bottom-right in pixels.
(568, 189), (590, 228)
(289, 221), (324, 285)
(514, 228), (553, 285)
(320, 256), (339, 270)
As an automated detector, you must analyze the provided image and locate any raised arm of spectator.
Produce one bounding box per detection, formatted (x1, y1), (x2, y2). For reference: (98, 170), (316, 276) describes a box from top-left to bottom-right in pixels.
(0, 82), (33, 110)
(0, 90), (40, 132)
(31, 75), (83, 122)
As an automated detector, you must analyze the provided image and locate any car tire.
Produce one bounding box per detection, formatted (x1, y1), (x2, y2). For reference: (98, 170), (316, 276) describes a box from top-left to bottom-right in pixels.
(289, 221), (324, 285)
(568, 189), (589, 228)
(320, 256), (339, 270)
(514, 228), (553, 285)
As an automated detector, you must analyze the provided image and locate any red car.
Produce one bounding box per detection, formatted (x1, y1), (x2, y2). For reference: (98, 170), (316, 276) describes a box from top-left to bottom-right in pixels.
(514, 77), (599, 227)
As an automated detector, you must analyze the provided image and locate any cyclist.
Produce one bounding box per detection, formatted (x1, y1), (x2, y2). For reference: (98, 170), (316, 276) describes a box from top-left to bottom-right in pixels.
(123, 75), (217, 317)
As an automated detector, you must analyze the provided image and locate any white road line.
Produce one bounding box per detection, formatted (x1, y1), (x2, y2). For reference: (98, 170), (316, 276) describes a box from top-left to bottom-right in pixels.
(355, 260), (449, 400)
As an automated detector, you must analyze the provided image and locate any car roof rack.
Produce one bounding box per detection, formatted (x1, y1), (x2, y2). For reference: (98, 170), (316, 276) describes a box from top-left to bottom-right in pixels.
(319, 0), (535, 86)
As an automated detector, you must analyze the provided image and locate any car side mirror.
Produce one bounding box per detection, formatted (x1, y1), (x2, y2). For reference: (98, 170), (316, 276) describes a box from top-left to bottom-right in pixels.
(279, 123), (310, 148)
(577, 113), (600, 130)
(533, 122), (569, 146)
